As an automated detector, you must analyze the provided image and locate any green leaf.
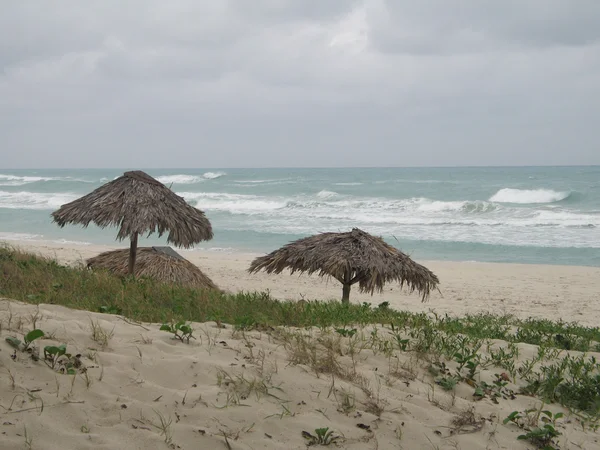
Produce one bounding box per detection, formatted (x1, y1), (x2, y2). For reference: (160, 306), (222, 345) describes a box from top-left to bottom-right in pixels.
(44, 345), (59, 355)
(315, 427), (328, 437)
(160, 324), (173, 332)
(67, 368), (77, 375)
(503, 411), (520, 424)
(25, 329), (44, 343)
(554, 412), (564, 420)
(45, 344), (67, 356)
(6, 336), (22, 348)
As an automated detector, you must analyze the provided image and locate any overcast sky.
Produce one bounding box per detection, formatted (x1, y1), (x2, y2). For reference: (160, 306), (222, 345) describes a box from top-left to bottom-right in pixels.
(2, 1), (599, 168)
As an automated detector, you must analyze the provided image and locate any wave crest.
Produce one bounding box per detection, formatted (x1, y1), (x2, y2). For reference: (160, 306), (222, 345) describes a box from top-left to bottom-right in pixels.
(156, 172), (226, 184)
(156, 175), (203, 185)
(203, 171), (226, 180)
(0, 191), (78, 210)
(0, 174), (57, 185)
(316, 190), (339, 199)
(489, 188), (570, 204)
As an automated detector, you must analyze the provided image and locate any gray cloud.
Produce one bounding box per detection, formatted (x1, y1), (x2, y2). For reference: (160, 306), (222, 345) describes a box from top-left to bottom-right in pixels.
(1, 0), (599, 168)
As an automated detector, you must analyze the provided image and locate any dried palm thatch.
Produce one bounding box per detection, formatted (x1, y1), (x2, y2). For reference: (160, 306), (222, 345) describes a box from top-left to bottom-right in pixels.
(248, 228), (439, 304)
(87, 247), (219, 291)
(52, 170), (213, 275)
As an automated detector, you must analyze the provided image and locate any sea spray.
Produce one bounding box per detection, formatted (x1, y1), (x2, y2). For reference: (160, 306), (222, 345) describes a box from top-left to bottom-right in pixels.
(489, 188), (571, 204)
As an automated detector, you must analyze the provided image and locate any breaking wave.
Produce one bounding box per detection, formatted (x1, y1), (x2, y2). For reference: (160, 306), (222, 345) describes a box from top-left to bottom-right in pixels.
(0, 174), (58, 186)
(316, 190), (339, 199)
(202, 172), (226, 180)
(156, 175), (204, 184)
(489, 188), (571, 204)
(175, 191), (598, 230)
(156, 172), (226, 184)
(0, 191), (78, 210)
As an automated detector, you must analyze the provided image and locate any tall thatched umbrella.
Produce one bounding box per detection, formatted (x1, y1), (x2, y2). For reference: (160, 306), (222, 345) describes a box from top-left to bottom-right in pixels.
(87, 246), (219, 290)
(51, 170), (213, 275)
(248, 228), (439, 304)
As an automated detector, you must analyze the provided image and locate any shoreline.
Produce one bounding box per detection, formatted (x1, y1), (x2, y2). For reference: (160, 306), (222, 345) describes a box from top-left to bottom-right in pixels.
(4, 238), (600, 327)
(2, 235), (599, 269)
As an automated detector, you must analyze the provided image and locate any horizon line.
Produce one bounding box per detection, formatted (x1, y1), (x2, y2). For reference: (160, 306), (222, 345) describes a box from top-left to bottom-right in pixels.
(3, 164), (600, 170)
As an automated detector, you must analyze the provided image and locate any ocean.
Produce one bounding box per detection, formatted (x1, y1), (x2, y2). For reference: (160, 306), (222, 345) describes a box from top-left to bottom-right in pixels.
(0, 167), (599, 267)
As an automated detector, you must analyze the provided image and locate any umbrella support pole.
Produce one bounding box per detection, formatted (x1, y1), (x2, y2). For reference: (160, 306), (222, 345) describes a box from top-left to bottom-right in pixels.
(128, 232), (138, 276)
(341, 283), (351, 304)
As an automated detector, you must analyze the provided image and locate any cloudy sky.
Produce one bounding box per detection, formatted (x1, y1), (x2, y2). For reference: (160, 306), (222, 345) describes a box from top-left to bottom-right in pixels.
(2, 1), (599, 168)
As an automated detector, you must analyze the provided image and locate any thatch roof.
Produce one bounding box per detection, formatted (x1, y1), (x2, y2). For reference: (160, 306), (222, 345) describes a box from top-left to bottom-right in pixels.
(87, 247), (219, 290)
(248, 228), (439, 302)
(51, 170), (212, 247)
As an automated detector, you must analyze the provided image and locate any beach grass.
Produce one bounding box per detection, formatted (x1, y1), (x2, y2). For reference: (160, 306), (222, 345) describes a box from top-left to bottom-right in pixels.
(1, 244), (599, 352)
(2, 243), (600, 443)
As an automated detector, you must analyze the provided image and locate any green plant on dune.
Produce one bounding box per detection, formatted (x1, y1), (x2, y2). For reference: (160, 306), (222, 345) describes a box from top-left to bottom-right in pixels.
(160, 321), (195, 343)
(302, 427), (339, 446)
(5, 329), (44, 352)
(43, 344), (80, 375)
(504, 408), (563, 449)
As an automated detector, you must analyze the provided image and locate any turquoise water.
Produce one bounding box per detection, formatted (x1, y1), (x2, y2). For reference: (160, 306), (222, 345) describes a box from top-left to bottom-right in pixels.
(1, 167), (599, 266)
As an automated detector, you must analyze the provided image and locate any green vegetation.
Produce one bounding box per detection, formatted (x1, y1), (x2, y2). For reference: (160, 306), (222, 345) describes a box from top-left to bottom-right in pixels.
(160, 321), (195, 343)
(3, 244), (600, 429)
(5, 329), (44, 351)
(504, 408), (564, 449)
(2, 245), (599, 351)
(302, 427), (339, 446)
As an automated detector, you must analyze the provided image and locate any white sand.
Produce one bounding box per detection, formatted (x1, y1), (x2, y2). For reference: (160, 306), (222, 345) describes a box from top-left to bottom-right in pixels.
(1, 240), (600, 449)
(7, 240), (600, 326)
(1, 300), (599, 449)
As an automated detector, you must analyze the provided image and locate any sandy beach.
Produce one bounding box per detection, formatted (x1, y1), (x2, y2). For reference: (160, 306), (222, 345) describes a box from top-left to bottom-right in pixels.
(2, 240), (600, 449)
(7, 239), (600, 327)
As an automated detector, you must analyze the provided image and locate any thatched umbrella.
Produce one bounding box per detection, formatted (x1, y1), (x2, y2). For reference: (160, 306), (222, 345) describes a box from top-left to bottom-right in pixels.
(51, 170), (213, 275)
(248, 228), (439, 304)
(87, 246), (219, 290)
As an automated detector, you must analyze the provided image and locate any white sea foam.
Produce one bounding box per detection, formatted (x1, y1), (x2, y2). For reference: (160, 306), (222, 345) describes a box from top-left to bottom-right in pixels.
(316, 190), (339, 199)
(178, 190), (600, 239)
(0, 232), (43, 241)
(52, 239), (92, 246)
(0, 174), (94, 184)
(179, 192), (286, 213)
(155, 172), (226, 184)
(203, 171), (226, 179)
(0, 174), (57, 184)
(0, 191), (78, 210)
(489, 188), (570, 204)
(233, 178), (293, 184)
(157, 175), (204, 184)
(0, 180), (30, 186)
(2, 169), (596, 252)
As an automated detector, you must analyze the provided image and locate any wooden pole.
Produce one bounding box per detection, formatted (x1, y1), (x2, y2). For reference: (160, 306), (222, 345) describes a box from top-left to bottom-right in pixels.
(341, 283), (351, 304)
(341, 269), (352, 304)
(128, 232), (138, 276)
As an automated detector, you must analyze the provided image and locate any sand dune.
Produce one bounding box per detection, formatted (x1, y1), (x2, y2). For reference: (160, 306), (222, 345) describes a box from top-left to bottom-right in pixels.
(2, 240), (600, 449)
(2, 300), (599, 449)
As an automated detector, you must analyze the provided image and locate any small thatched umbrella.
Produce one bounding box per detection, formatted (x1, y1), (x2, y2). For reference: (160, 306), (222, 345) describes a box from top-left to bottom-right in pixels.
(51, 170), (213, 275)
(87, 246), (219, 290)
(248, 228), (439, 304)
